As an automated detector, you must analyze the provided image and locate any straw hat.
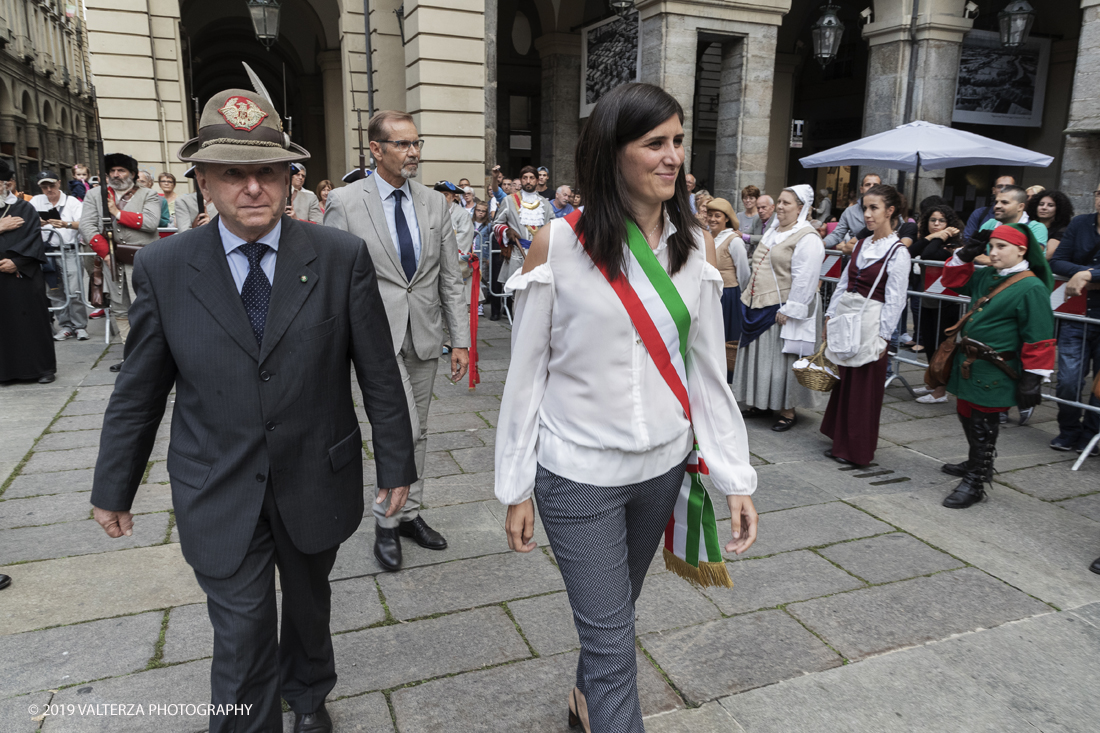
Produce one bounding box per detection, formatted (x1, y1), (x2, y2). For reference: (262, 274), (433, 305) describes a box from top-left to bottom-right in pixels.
(178, 89), (309, 166)
(706, 197), (740, 231)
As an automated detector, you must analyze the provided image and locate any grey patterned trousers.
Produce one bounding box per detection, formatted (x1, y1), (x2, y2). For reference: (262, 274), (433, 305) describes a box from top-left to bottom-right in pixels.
(534, 458), (688, 733)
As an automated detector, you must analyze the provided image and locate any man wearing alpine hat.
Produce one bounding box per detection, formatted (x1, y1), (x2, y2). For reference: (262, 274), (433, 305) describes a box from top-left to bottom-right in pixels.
(90, 89), (416, 733)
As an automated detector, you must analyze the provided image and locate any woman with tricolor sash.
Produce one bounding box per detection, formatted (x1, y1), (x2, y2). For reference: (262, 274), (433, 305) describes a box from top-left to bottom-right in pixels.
(494, 83), (758, 733)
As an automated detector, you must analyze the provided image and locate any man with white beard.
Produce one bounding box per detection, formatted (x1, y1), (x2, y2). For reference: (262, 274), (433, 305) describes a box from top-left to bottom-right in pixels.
(79, 153), (162, 372)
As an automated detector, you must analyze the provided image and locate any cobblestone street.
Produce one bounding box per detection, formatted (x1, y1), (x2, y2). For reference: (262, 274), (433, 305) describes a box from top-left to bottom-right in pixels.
(2, 315), (1100, 732)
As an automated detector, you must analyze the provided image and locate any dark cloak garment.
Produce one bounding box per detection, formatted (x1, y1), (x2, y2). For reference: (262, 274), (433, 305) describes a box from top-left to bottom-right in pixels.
(0, 197), (56, 381)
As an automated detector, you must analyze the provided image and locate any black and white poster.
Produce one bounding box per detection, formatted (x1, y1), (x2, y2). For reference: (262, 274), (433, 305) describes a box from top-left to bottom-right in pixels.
(580, 10), (640, 118)
(952, 29), (1050, 128)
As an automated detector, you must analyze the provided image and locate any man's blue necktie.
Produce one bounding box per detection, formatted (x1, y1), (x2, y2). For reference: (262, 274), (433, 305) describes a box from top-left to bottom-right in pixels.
(239, 241), (271, 345)
(391, 189), (417, 281)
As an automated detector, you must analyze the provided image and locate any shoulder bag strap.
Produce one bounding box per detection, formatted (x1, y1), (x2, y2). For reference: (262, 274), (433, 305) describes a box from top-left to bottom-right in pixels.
(946, 270), (1035, 335)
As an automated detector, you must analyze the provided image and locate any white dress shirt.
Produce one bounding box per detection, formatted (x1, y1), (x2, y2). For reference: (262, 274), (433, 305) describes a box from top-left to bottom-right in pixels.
(827, 233), (911, 340)
(219, 218), (280, 293)
(494, 216), (757, 506)
(31, 192), (83, 247)
(374, 174), (422, 265)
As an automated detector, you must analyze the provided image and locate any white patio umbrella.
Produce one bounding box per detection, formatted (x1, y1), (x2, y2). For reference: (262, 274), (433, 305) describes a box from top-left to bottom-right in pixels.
(799, 120), (1053, 183)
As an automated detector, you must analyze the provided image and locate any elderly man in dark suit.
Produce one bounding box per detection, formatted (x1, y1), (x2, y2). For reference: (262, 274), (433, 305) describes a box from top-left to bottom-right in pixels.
(90, 90), (416, 733)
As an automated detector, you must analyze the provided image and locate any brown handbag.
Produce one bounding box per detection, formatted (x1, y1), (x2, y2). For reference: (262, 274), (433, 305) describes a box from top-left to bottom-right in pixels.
(88, 257), (104, 307)
(924, 271), (1034, 388)
(113, 243), (141, 266)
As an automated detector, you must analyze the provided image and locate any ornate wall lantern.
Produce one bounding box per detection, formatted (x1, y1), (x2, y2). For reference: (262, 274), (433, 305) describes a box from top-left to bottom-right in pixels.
(246, 0), (281, 49)
(811, 4), (845, 67)
(998, 0), (1036, 48)
(609, 0), (635, 18)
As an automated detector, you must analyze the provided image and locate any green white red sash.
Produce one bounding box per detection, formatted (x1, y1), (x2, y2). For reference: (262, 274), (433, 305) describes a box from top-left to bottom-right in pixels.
(564, 210), (732, 589)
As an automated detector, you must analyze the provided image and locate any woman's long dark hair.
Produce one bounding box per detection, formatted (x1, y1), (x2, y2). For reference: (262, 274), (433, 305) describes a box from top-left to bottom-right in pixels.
(918, 204), (965, 241)
(1025, 189), (1074, 234)
(573, 83), (699, 280)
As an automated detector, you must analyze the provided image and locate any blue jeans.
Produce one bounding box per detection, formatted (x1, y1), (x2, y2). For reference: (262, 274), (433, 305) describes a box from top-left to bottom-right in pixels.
(1055, 320), (1100, 442)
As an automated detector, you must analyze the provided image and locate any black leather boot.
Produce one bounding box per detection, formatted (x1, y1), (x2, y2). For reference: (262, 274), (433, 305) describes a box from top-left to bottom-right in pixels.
(373, 524), (402, 571)
(941, 412), (975, 477)
(943, 410), (998, 509)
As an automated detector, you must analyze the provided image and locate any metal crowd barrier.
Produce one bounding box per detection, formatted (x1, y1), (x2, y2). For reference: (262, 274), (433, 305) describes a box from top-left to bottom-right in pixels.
(819, 250), (1100, 470)
(475, 229), (518, 325)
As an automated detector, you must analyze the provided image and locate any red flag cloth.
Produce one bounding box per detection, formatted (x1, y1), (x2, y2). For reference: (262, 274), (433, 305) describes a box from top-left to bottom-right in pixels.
(468, 253), (481, 390)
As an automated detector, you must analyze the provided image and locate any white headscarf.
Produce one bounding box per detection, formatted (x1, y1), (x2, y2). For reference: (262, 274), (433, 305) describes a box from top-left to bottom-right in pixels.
(761, 184), (816, 247)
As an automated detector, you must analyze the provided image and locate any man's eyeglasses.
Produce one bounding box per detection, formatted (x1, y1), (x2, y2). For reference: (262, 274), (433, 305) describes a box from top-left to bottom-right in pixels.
(379, 139), (425, 152)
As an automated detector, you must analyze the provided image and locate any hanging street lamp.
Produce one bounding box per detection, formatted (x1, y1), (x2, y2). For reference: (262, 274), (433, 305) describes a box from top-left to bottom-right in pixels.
(998, 0), (1036, 48)
(246, 0), (281, 49)
(811, 4), (845, 67)
(609, 0), (635, 19)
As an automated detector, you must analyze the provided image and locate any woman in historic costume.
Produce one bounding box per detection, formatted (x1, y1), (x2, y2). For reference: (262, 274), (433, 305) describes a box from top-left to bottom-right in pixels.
(937, 224), (1055, 508)
(0, 160), (56, 384)
(821, 184), (912, 467)
(732, 184), (826, 432)
(495, 83), (758, 733)
(706, 197), (749, 382)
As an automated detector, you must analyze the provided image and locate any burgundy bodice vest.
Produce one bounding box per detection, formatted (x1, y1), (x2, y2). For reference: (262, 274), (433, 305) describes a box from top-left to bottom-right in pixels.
(846, 238), (900, 303)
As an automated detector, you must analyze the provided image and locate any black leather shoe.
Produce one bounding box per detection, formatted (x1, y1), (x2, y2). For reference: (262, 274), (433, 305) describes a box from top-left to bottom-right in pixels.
(37, 373), (55, 384)
(399, 515), (448, 550)
(771, 414), (797, 432)
(293, 704), (332, 733)
(109, 361), (124, 373)
(1090, 558), (1100, 575)
(0, 574), (10, 590)
(373, 524), (402, 571)
(824, 449), (860, 467)
(489, 312), (501, 321)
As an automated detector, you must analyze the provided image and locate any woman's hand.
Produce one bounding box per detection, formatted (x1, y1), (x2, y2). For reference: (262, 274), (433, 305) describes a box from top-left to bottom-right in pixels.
(506, 499), (538, 552)
(776, 313), (789, 326)
(725, 495), (758, 554)
(0, 216), (25, 233)
(944, 226), (960, 239)
(0, 258), (17, 274)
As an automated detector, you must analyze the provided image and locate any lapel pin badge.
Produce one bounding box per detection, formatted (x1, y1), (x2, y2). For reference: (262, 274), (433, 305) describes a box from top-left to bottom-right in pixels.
(300, 275), (308, 283)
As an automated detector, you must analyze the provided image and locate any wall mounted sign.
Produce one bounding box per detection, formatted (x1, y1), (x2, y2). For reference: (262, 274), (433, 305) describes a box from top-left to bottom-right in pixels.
(952, 29), (1050, 128)
(580, 9), (640, 118)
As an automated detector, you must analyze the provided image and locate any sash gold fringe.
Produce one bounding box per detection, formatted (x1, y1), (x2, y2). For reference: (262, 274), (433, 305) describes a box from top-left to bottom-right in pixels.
(663, 548), (733, 589)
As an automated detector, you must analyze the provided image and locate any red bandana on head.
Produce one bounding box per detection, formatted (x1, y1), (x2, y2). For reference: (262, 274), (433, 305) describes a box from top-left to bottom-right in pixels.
(990, 224), (1029, 249)
(217, 96), (268, 132)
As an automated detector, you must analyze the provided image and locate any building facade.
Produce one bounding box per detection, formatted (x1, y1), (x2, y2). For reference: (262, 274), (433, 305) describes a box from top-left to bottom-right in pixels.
(0, 0), (97, 190)
(79, 0), (1098, 214)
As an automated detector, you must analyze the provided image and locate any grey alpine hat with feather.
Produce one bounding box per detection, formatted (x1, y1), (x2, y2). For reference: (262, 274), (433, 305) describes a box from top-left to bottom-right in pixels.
(178, 89), (309, 166)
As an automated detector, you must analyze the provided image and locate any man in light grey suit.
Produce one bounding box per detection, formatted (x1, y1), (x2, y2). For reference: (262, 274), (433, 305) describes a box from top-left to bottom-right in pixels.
(290, 163), (323, 224)
(324, 110), (470, 571)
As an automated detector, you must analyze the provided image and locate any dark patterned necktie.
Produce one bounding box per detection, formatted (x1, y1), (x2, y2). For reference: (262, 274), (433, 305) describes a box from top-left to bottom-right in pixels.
(391, 189), (417, 281)
(239, 241), (271, 345)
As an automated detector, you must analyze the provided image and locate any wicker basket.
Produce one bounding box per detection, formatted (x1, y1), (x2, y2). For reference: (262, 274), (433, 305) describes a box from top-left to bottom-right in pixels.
(725, 341), (739, 373)
(793, 342), (839, 392)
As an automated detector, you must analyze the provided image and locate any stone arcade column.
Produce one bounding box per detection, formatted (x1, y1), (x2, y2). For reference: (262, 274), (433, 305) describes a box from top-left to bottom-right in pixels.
(535, 33), (581, 189)
(861, 0), (973, 200)
(318, 50), (346, 185)
(1061, 0), (1100, 213)
(637, 0), (786, 199)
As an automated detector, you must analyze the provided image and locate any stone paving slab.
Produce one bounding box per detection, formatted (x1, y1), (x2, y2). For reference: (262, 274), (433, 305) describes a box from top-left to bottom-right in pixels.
(0, 514), (170, 564)
(880, 398), (959, 420)
(996, 463), (1100, 500)
(506, 592), (578, 656)
(720, 637), (1037, 733)
(48, 415), (106, 433)
(421, 472), (495, 508)
(747, 467), (836, 515)
(330, 606), (530, 697)
(21, 447), (102, 475)
(816, 532), (964, 584)
(2, 468), (95, 498)
(161, 603), (213, 665)
(331, 501), (511, 580)
(851, 485), (1100, 609)
(426, 412), (489, 433)
(0, 544), (204, 635)
(739, 420), (835, 465)
(798, 446), (957, 497)
(0, 611), (162, 698)
(424, 431), (484, 452)
(60, 400), (110, 417)
(377, 550), (565, 620)
(0, 492), (91, 529)
(786, 568), (1051, 661)
(703, 551), (865, 616)
(42, 659), (209, 732)
(726, 501), (892, 559)
(906, 430), (1077, 474)
(428, 395), (502, 417)
(645, 702), (744, 733)
(281, 692), (393, 732)
(1057, 493), (1100, 522)
(422, 450), (462, 478)
(641, 610), (843, 704)
(390, 649), (681, 732)
(877, 413), (962, 445)
(129, 485), (173, 515)
(450, 445), (495, 474)
(71, 385), (116, 402)
(0, 693), (53, 733)
(875, 406), (918, 425)
(34, 431), (102, 452)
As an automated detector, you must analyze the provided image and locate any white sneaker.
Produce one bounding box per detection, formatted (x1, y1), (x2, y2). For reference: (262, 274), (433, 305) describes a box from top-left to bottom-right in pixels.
(916, 393), (948, 404)
(478, 305), (484, 316)
(75, 328), (89, 340)
(53, 329), (75, 341)
(912, 387), (933, 396)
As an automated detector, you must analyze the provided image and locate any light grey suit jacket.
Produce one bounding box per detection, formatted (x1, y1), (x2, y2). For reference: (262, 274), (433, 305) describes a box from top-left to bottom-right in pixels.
(324, 175), (470, 360)
(174, 192), (218, 233)
(293, 188), (323, 224)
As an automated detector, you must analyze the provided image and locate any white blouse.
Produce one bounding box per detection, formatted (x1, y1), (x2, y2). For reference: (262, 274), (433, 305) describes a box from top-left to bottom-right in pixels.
(826, 234), (912, 340)
(494, 217), (758, 506)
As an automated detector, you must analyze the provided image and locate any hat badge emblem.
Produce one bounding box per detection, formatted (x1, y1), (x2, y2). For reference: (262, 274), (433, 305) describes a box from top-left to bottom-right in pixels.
(218, 96), (268, 132)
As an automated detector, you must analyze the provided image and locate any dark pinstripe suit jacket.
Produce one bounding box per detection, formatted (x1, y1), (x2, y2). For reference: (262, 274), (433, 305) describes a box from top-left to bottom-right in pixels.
(91, 215), (417, 579)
